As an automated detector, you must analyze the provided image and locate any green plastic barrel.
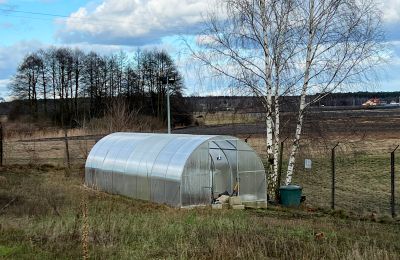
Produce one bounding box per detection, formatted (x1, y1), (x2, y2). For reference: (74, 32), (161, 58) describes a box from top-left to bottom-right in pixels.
(279, 185), (302, 207)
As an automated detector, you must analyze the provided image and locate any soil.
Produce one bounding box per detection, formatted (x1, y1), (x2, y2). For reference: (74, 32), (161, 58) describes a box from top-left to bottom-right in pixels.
(175, 107), (400, 140)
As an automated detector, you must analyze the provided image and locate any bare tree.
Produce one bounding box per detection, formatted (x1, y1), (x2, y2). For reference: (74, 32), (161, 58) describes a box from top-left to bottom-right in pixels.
(285, 0), (384, 183)
(191, 0), (383, 197)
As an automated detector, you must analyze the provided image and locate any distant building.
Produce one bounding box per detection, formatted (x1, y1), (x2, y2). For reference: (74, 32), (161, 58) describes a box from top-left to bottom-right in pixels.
(362, 98), (384, 107)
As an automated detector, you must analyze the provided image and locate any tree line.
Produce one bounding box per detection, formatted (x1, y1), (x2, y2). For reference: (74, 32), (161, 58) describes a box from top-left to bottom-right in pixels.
(9, 47), (191, 126)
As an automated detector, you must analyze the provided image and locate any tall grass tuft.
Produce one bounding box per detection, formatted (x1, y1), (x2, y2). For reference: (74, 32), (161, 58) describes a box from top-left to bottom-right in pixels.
(81, 196), (89, 260)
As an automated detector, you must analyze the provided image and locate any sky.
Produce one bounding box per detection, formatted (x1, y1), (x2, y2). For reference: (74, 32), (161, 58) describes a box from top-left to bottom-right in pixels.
(0, 0), (400, 99)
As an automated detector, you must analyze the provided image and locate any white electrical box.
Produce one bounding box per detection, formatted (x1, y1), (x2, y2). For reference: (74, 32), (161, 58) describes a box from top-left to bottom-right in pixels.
(305, 159), (312, 169)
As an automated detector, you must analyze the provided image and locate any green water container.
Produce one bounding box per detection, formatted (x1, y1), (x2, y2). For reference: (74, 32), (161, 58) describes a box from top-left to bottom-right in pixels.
(279, 185), (302, 207)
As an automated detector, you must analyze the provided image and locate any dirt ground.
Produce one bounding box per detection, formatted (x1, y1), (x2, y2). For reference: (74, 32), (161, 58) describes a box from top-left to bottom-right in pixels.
(180, 107), (400, 139)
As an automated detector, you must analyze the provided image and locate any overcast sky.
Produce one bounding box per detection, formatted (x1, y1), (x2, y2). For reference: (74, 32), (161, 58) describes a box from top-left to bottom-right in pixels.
(0, 0), (400, 98)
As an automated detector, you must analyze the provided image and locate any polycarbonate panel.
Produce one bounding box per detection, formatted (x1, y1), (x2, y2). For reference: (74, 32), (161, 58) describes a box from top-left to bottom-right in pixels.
(167, 137), (210, 206)
(85, 137), (105, 169)
(101, 135), (135, 193)
(210, 138), (237, 150)
(150, 138), (188, 203)
(85, 133), (267, 207)
(238, 170), (267, 202)
(182, 142), (210, 206)
(85, 133), (124, 189)
(237, 146), (267, 202)
(136, 135), (175, 201)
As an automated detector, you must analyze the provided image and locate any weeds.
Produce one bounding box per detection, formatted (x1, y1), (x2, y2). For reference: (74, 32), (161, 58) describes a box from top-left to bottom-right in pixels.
(0, 164), (399, 259)
(81, 195), (89, 260)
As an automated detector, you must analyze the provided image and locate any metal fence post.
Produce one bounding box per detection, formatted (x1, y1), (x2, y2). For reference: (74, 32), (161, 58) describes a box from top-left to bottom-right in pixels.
(331, 143), (339, 210)
(391, 145), (399, 218)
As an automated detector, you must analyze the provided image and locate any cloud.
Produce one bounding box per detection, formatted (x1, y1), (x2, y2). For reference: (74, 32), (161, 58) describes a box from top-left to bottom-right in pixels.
(382, 0), (400, 23)
(0, 0), (7, 4)
(0, 79), (10, 99)
(0, 40), (45, 99)
(0, 40), (45, 79)
(58, 0), (215, 45)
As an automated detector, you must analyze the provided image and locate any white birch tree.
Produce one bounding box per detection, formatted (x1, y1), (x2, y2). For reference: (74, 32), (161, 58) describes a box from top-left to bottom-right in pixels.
(190, 0), (383, 198)
(285, 0), (384, 183)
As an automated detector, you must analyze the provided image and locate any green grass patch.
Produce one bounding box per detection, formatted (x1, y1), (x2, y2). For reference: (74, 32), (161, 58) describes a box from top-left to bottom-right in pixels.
(0, 164), (399, 259)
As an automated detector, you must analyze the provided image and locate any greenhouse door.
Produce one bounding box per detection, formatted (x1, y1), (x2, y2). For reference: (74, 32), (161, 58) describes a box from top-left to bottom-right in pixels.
(209, 140), (237, 200)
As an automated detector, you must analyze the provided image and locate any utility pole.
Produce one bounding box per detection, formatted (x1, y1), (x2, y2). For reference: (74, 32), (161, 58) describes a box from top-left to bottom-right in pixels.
(161, 75), (175, 134)
(167, 83), (171, 134)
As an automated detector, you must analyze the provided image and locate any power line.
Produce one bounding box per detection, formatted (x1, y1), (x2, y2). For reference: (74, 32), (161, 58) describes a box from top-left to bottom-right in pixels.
(0, 12), (123, 28)
(0, 7), (124, 24)
(0, 8), (71, 18)
(0, 13), (62, 22)
(0, 7), (197, 32)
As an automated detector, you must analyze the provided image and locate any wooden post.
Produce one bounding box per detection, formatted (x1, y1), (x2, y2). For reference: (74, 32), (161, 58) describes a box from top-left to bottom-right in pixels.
(391, 145), (399, 218)
(64, 128), (71, 169)
(331, 143), (339, 210)
(0, 122), (3, 167)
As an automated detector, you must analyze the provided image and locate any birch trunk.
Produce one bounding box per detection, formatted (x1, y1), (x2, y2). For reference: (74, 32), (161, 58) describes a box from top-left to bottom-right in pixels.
(260, 0), (275, 197)
(285, 93), (306, 184)
(271, 55), (281, 194)
(285, 0), (315, 185)
(273, 93), (280, 185)
(259, 0), (273, 160)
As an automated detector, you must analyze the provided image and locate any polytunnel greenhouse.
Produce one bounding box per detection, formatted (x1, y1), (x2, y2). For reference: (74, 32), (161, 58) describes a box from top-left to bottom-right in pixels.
(85, 133), (267, 207)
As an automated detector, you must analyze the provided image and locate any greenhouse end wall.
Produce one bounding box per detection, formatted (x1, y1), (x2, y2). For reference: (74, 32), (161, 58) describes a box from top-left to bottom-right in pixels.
(85, 133), (267, 207)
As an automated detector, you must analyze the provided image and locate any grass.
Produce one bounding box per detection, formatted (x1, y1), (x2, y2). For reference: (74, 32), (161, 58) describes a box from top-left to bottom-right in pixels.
(1, 165), (400, 259)
(249, 134), (400, 216)
(3, 139), (94, 166)
(1, 121), (399, 258)
(291, 151), (400, 215)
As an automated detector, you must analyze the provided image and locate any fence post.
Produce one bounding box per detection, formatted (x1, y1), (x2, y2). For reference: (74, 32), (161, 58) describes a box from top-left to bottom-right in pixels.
(0, 122), (3, 167)
(391, 145), (399, 218)
(64, 128), (71, 170)
(331, 143), (339, 210)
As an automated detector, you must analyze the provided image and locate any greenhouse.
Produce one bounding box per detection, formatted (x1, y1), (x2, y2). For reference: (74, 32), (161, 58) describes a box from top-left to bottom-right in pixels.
(85, 133), (267, 207)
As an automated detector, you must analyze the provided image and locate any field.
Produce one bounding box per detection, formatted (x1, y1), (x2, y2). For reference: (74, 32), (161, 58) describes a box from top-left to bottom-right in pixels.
(1, 107), (400, 258)
(1, 165), (400, 259)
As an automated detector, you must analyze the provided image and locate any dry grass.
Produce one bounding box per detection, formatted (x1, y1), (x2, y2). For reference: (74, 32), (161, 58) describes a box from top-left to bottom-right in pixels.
(3, 112), (164, 142)
(0, 115), (399, 258)
(0, 164), (399, 259)
(240, 135), (400, 215)
(3, 139), (95, 166)
(3, 121), (93, 141)
(194, 112), (262, 126)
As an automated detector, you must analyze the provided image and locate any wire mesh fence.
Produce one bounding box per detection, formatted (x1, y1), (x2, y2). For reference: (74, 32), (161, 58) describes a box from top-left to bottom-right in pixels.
(1, 136), (96, 167)
(290, 139), (400, 217)
(1, 130), (399, 217)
